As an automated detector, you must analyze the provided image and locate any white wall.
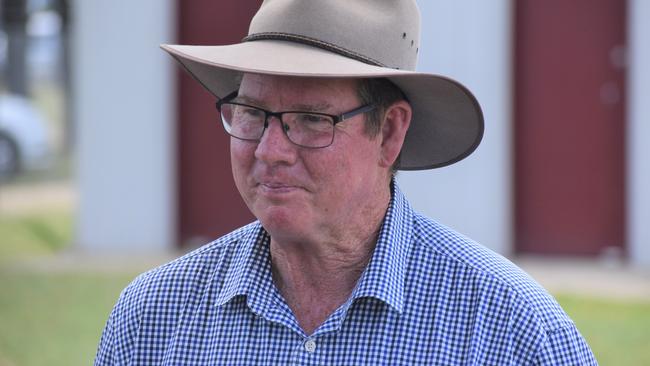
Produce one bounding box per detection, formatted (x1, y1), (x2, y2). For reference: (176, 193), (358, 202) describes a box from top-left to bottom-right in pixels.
(73, 0), (176, 251)
(400, 0), (513, 255)
(627, 0), (650, 266)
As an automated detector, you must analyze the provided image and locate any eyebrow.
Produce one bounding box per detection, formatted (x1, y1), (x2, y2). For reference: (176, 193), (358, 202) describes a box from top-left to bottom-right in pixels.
(233, 95), (334, 113)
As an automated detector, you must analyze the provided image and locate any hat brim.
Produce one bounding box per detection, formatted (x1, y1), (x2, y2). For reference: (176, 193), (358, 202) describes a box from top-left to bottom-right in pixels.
(161, 40), (483, 170)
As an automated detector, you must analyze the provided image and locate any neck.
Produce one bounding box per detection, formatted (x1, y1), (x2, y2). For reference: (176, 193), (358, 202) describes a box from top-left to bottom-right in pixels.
(270, 230), (377, 293)
(269, 182), (391, 335)
(269, 230), (379, 335)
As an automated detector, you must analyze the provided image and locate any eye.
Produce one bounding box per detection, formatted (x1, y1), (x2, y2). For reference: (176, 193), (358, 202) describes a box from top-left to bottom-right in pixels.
(230, 105), (265, 123)
(240, 106), (264, 117)
(298, 113), (330, 124)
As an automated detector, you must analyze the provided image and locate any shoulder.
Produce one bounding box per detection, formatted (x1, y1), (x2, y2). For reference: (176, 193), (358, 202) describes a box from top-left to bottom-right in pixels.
(410, 212), (572, 333)
(94, 222), (261, 364)
(128, 221), (258, 295)
(400, 210), (596, 364)
(112, 222), (259, 319)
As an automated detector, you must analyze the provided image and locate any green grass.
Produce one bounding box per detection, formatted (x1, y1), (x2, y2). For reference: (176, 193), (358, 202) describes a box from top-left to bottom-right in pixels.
(0, 272), (647, 366)
(0, 270), (138, 366)
(556, 294), (650, 365)
(0, 210), (648, 365)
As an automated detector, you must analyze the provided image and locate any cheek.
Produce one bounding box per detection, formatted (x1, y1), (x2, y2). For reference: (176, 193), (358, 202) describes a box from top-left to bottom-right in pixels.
(310, 155), (353, 197)
(230, 141), (256, 188)
(321, 143), (380, 194)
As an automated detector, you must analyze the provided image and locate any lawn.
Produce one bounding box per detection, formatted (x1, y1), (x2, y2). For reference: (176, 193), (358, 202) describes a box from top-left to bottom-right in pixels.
(557, 294), (650, 365)
(0, 270), (138, 366)
(1, 209), (649, 365)
(1, 270), (649, 365)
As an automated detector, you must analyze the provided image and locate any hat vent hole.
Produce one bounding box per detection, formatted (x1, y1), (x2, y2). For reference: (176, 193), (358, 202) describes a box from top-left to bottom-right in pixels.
(402, 32), (407, 39)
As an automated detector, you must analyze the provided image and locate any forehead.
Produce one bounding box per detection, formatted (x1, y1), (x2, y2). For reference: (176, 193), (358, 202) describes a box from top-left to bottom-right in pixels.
(238, 74), (360, 106)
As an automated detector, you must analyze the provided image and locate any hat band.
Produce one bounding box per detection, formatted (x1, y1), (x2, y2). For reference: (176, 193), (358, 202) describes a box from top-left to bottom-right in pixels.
(243, 32), (387, 68)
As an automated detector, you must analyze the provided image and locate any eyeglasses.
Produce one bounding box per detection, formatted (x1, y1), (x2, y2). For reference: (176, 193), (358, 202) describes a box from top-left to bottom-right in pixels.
(216, 91), (376, 148)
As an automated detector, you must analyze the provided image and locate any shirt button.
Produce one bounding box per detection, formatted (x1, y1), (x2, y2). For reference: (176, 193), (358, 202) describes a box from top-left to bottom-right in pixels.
(304, 339), (316, 353)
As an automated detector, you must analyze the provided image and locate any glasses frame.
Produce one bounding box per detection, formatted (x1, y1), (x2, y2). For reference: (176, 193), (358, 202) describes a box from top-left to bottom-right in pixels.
(216, 91), (376, 148)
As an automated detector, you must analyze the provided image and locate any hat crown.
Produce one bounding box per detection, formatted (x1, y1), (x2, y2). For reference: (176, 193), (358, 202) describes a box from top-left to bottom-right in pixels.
(247, 0), (420, 70)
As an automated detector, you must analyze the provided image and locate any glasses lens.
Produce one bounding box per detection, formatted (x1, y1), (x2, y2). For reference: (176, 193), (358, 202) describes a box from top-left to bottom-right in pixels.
(283, 112), (334, 148)
(220, 103), (265, 140)
(219, 102), (336, 148)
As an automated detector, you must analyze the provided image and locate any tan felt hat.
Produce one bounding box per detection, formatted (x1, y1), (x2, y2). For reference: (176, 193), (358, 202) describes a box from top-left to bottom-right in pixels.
(161, 0), (484, 170)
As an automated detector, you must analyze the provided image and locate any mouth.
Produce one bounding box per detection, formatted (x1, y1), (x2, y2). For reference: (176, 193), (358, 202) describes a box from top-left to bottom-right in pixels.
(257, 182), (304, 195)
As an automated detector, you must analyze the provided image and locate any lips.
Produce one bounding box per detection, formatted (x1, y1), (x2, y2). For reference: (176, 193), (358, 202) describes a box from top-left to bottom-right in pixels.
(252, 169), (310, 195)
(260, 182), (292, 189)
(262, 182), (292, 189)
(258, 181), (302, 194)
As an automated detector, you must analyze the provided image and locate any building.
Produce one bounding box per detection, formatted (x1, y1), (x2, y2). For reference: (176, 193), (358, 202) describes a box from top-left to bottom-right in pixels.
(73, 0), (650, 267)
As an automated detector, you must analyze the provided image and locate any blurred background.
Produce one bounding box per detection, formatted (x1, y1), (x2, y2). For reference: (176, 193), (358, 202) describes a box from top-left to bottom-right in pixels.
(0, 0), (648, 365)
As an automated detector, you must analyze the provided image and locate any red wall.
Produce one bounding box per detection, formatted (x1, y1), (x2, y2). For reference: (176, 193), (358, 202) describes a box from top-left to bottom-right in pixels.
(176, 1), (262, 247)
(514, 0), (626, 256)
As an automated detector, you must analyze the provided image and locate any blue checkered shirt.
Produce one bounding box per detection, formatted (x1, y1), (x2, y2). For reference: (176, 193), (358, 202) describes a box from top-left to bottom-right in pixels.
(95, 184), (597, 365)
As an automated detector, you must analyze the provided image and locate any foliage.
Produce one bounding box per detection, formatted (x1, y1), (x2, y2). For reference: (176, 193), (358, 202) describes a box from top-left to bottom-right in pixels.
(0, 210), (72, 261)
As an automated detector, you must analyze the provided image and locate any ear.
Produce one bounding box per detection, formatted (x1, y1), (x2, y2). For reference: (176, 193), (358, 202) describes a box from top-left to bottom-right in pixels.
(378, 100), (412, 168)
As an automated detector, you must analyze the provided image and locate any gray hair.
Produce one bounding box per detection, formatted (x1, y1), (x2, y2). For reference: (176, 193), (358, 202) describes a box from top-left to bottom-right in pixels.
(357, 78), (408, 173)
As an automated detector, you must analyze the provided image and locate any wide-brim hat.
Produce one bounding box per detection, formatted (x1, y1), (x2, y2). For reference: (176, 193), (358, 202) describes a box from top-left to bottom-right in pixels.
(161, 0), (483, 170)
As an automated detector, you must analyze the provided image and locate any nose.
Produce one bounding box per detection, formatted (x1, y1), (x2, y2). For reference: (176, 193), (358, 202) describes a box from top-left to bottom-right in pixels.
(254, 116), (297, 165)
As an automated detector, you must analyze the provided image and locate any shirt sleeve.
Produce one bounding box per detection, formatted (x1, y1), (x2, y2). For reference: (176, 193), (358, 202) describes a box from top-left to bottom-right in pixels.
(93, 279), (142, 366)
(94, 311), (116, 365)
(535, 324), (598, 365)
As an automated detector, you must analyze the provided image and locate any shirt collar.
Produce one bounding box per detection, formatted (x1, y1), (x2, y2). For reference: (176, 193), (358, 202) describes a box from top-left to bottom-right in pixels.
(350, 181), (412, 313)
(214, 180), (413, 315)
(213, 222), (274, 312)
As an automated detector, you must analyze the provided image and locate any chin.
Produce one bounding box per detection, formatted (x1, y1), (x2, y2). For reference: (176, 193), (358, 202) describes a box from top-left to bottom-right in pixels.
(256, 205), (308, 237)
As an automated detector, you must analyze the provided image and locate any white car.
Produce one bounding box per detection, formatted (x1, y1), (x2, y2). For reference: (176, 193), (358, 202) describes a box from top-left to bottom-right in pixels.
(0, 94), (50, 180)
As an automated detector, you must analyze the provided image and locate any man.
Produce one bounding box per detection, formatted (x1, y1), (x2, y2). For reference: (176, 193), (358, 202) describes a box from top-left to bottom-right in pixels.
(95, 1), (597, 364)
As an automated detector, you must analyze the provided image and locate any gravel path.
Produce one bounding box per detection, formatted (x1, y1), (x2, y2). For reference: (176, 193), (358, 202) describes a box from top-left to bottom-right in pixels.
(4, 251), (649, 302)
(2, 181), (648, 301)
(517, 256), (650, 301)
(0, 180), (76, 214)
